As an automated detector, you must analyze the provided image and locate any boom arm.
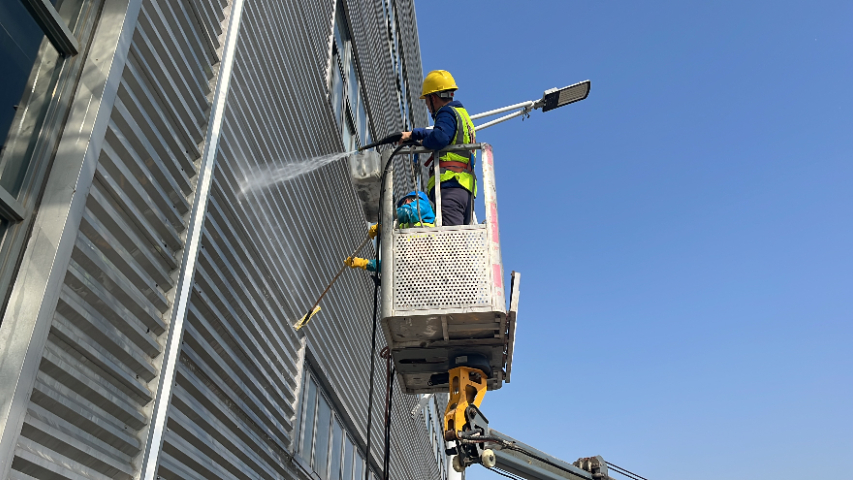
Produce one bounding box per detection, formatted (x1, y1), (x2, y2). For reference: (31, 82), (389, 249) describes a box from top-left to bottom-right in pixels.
(445, 406), (611, 480)
(485, 429), (608, 480)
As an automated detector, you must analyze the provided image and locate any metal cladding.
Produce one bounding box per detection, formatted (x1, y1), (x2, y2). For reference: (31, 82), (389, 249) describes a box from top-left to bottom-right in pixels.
(0, 0), (443, 479)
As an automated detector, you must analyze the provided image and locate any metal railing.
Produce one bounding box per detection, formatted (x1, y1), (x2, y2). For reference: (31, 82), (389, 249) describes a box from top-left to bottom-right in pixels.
(395, 143), (487, 227)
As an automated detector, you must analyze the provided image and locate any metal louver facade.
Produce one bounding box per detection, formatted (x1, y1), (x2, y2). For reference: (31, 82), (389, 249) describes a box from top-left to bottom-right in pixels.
(0, 0), (442, 479)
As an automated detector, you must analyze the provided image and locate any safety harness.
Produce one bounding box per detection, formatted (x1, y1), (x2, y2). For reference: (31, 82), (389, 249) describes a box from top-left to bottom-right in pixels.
(426, 106), (477, 192)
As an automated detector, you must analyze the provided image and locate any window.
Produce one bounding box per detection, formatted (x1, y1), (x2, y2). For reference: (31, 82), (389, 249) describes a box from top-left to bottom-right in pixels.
(301, 380), (317, 456)
(314, 395), (332, 478)
(0, 2), (56, 153)
(378, 0), (412, 132)
(343, 116), (357, 153)
(356, 91), (367, 143)
(299, 370), (373, 480)
(418, 395), (450, 480)
(330, 420), (343, 479)
(352, 451), (363, 480)
(346, 56), (358, 117)
(342, 435), (354, 480)
(329, 0), (371, 149)
(0, 0), (82, 204)
(0, 0), (95, 318)
(330, 49), (344, 126)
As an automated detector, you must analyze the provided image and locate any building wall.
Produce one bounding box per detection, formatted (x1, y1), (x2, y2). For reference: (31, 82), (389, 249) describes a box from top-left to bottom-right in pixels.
(0, 0), (444, 479)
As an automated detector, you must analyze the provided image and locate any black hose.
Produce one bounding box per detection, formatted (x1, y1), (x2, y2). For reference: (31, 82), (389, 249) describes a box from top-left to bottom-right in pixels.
(364, 144), (406, 480)
(605, 462), (650, 480)
(364, 276), (380, 480)
(382, 365), (394, 479)
(358, 132), (403, 151)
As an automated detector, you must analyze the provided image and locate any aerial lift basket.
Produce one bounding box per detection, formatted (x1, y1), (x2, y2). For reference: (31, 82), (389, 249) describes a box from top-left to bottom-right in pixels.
(380, 143), (519, 394)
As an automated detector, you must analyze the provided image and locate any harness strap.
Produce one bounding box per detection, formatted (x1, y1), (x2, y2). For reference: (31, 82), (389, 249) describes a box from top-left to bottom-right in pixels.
(438, 160), (473, 172)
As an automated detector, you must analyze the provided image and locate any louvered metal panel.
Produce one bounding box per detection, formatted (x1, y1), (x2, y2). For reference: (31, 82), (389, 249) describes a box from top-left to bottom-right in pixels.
(6, 0), (216, 476)
(1, 0), (443, 478)
(170, 1), (442, 478)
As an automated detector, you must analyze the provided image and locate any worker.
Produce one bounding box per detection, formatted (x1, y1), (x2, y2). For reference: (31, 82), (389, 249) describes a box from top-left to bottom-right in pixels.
(398, 70), (476, 226)
(345, 191), (435, 272)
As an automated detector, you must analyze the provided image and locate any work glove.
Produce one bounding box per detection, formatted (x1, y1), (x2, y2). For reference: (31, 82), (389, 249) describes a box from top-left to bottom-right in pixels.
(345, 257), (379, 272)
(345, 257), (370, 270)
(368, 224), (379, 239)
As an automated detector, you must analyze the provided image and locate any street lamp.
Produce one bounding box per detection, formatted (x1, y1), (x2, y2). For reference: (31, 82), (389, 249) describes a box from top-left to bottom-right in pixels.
(470, 80), (591, 131)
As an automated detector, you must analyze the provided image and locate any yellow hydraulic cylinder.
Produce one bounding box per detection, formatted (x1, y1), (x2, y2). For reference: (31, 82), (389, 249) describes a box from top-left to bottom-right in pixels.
(443, 366), (488, 441)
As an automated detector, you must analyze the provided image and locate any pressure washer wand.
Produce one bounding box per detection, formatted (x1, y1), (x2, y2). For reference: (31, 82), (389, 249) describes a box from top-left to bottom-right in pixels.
(294, 235), (372, 330)
(358, 132), (403, 151)
(296, 137), (412, 330)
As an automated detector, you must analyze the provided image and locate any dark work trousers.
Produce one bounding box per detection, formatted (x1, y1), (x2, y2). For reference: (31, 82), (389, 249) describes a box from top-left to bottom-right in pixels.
(430, 185), (471, 226)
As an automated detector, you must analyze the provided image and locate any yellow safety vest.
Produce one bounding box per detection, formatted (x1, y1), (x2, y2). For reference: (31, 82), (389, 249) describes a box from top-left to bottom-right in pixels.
(427, 106), (477, 195)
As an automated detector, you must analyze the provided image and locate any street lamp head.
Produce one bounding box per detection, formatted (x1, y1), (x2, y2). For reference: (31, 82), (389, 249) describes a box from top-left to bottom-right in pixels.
(540, 80), (591, 112)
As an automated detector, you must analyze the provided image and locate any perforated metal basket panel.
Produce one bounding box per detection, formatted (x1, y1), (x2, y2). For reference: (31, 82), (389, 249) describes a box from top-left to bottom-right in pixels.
(393, 226), (491, 311)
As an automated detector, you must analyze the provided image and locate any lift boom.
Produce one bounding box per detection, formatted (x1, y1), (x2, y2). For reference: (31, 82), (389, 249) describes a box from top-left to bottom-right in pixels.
(478, 429), (609, 480)
(444, 399), (610, 480)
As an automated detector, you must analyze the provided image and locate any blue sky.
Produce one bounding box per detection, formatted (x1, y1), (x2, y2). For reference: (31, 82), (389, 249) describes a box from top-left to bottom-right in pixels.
(413, 2), (852, 479)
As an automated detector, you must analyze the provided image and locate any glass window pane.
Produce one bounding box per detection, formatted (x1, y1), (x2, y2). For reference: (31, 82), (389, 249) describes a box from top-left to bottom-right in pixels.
(387, 0), (396, 38)
(363, 128), (372, 150)
(57, 0), (85, 28)
(342, 435), (354, 480)
(0, 0), (56, 154)
(314, 395), (332, 478)
(353, 452), (363, 480)
(300, 380), (318, 459)
(335, 1), (350, 44)
(356, 90), (367, 142)
(422, 407), (429, 432)
(331, 56), (344, 127)
(330, 419), (343, 480)
(333, 22), (343, 54)
(342, 114), (356, 152)
(428, 410), (435, 448)
(402, 95), (409, 130)
(347, 54), (358, 114)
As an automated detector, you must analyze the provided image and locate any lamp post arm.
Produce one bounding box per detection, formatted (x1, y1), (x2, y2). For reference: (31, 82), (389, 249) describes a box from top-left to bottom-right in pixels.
(469, 100), (537, 120)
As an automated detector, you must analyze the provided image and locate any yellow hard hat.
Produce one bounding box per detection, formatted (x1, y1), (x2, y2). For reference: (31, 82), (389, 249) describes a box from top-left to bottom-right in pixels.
(420, 70), (458, 99)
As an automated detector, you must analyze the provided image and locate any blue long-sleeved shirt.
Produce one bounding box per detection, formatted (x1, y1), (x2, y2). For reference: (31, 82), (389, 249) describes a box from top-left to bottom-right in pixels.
(410, 100), (465, 151)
